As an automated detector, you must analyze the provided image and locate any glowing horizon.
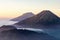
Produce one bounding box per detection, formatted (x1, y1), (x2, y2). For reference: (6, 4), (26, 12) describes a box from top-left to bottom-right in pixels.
(0, 0), (60, 18)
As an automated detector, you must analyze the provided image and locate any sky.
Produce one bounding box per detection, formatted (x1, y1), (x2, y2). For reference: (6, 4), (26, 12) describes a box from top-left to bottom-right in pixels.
(0, 0), (60, 18)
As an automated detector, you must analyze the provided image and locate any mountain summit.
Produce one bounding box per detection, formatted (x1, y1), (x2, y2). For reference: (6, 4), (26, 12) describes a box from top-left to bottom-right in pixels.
(36, 10), (60, 25)
(11, 12), (34, 21)
(15, 10), (60, 28)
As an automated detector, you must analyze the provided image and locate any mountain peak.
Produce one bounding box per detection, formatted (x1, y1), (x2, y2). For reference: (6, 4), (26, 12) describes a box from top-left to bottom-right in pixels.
(40, 10), (52, 12)
(23, 12), (34, 15)
(36, 10), (60, 25)
(11, 12), (34, 21)
(37, 10), (58, 17)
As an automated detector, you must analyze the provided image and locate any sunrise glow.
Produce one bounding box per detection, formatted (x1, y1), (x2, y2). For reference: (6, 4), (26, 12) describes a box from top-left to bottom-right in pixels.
(0, 0), (60, 18)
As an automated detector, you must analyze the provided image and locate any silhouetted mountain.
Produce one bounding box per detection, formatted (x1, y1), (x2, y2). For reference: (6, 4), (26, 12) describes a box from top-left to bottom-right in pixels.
(0, 29), (59, 40)
(15, 10), (60, 28)
(0, 25), (16, 32)
(11, 12), (34, 21)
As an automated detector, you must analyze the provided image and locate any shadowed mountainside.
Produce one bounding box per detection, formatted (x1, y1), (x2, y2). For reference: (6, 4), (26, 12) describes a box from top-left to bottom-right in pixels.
(0, 29), (59, 40)
(11, 12), (34, 21)
(0, 25), (16, 32)
(15, 10), (60, 29)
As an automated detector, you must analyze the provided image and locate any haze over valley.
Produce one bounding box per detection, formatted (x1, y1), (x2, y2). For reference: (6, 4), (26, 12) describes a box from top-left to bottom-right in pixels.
(0, 0), (60, 40)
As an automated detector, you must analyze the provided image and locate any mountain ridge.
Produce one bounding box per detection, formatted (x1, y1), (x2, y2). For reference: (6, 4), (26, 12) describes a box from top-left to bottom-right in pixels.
(11, 12), (34, 21)
(16, 10), (60, 25)
(15, 10), (60, 28)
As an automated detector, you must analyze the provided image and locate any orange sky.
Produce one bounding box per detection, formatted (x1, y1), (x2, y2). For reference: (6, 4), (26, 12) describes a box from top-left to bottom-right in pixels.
(0, 9), (60, 19)
(0, 0), (60, 19)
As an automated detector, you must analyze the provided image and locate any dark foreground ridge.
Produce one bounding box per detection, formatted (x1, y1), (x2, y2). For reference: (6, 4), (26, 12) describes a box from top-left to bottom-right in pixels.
(0, 29), (59, 40)
(11, 12), (34, 21)
(0, 25), (16, 32)
(15, 10), (60, 28)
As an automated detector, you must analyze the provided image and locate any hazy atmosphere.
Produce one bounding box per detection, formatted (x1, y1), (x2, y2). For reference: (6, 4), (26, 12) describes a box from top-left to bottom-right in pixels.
(0, 0), (60, 40)
(0, 0), (60, 18)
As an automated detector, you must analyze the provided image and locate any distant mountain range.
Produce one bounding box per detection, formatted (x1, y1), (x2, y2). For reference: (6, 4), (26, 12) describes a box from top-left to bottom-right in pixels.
(15, 10), (60, 29)
(11, 12), (34, 21)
